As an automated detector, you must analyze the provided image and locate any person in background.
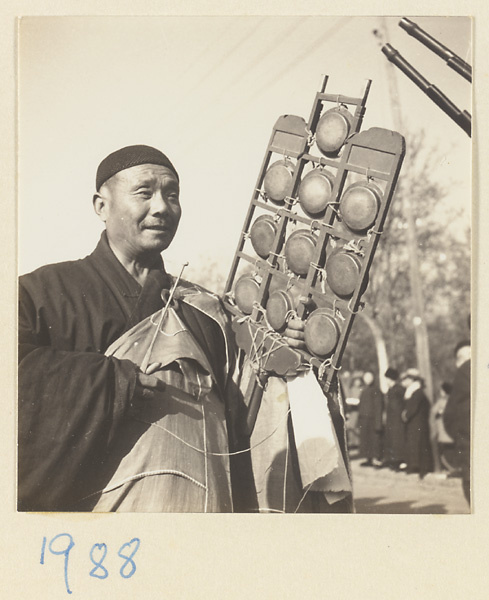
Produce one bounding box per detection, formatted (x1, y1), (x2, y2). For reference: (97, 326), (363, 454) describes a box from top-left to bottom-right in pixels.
(443, 340), (471, 504)
(344, 374), (363, 450)
(382, 367), (406, 471)
(358, 371), (384, 468)
(431, 382), (458, 476)
(400, 369), (433, 478)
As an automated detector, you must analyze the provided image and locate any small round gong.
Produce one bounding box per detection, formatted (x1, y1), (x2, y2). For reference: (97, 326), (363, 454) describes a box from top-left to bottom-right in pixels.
(284, 230), (317, 276)
(266, 290), (295, 332)
(316, 107), (353, 156)
(326, 251), (362, 297)
(339, 181), (382, 232)
(298, 169), (335, 216)
(234, 275), (261, 315)
(249, 215), (277, 259)
(263, 159), (294, 204)
(304, 309), (340, 358)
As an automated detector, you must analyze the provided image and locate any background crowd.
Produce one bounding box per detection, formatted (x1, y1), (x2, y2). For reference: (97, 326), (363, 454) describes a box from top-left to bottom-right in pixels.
(342, 338), (471, 504)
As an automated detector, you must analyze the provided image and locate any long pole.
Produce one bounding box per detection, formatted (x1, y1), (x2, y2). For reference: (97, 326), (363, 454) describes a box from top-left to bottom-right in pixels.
(375, 19), (434, 404)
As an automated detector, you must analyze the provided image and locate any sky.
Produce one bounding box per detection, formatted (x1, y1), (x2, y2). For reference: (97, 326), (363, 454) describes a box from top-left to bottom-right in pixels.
(18, 16), (471, 286)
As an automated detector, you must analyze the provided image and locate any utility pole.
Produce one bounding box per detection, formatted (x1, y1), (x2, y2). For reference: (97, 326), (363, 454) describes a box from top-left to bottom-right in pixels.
(374, 19), (434, 405)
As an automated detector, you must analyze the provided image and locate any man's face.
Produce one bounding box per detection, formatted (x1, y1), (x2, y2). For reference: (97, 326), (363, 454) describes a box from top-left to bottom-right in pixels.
(95, 164), (182, 260)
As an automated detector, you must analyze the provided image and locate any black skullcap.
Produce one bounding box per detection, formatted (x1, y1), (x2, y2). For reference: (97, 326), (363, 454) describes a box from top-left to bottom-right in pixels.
(96, 144), (179, 191)
(385, 367), (399, 381)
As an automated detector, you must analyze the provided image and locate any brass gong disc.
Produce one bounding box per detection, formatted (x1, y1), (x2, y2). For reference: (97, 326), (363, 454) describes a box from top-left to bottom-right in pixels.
(249, 215), (277, 259)
(326, 251), (362, 297)
(298, 169), (335, 216)
(234, 275), (261, 315)
(263, 159), (295, 204)
(315, 107), (353, 156)
(339, 181), (382, 232)
(304, 309), (340, 358)
(284, 229), (317, 276)
(266, 289), (295, 332)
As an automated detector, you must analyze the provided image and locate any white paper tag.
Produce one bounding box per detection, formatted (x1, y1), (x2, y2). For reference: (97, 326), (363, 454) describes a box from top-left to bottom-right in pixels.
(287, 371), (351, 499)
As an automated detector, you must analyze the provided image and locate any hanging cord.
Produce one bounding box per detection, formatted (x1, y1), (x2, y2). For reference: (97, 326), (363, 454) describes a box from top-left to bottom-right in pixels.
(223, 290), (236, 305)
(332, 299), (346, 323)
(367, 226), (384, 242)
(284, 195), (298, 208)
(283, 422), (290, 512)
(247, 318), (267, 375)
(326, 201), (341, 218)
(310, 261), (328, 294)
(255, 188), (267, 201)
(200, 383), (209, 513)
(247, 306), (291, 375)
(305, 127), (315, 147)
(348, 297), (365, 314)
(134, 408), (293, 458)
(140, 261), (189, 372)
(294, 481), (315, 514)
(342, 239), (365, 257)
(318, 358), (332, 382)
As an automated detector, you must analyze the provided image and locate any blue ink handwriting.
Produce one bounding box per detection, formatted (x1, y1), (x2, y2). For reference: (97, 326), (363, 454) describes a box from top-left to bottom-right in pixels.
(40, 534), (140, 594)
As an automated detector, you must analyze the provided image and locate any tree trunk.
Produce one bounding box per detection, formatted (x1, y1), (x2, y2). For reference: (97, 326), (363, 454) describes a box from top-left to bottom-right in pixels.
(358, 312), (389, 393)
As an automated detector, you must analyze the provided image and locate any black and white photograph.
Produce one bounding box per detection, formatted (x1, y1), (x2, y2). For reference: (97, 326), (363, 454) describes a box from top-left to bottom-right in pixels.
(17, 14), (471, 515)
(5, 5), (488, 598)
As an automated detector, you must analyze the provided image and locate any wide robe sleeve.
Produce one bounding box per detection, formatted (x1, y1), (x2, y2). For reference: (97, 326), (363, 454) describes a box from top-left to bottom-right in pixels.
(18, 279), (138, 511)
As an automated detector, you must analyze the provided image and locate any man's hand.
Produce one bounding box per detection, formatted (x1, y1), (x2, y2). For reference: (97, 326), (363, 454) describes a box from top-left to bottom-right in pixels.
(283, 317), (306, 350)
(130, 363), (167, 415)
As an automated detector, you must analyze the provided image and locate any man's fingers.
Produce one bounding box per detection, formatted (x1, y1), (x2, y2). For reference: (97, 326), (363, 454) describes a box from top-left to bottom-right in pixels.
(283, 317), (306, 349)
(285, 317), (305, 331)
(145, 362), (162, 375)
(283, 327), (304, 340)
(136, 371), (166, 392)
(284, 337), (307, 349)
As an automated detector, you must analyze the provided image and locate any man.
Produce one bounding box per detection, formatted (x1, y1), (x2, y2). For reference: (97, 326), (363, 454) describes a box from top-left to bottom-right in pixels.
(400, 368), (432, 478)
(443, 340), (471, 504)
(357, 371), (384, 468)
(18, 145), (237, 512)
(382, 367), (406, 471)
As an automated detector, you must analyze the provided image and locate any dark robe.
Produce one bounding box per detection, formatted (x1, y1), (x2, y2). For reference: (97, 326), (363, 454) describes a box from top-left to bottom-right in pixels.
(443, 359), (471, 501)
(358, 383), (384, 461)
(18, 232), (234, 512)
(403, 388), (433, 476)
(383, 382), (406, 465)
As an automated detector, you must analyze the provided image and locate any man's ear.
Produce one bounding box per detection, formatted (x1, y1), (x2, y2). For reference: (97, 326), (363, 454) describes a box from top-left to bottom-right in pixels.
(93, 191), (108, 222)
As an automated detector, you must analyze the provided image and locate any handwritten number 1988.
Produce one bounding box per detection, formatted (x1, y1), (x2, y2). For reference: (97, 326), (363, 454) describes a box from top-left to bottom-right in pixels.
(41, 535), (140, 594)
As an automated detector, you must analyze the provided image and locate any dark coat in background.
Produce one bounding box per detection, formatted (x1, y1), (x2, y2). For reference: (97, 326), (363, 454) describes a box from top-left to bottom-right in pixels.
(383, 382), (406, 465)
(358, 383), (384, 461)
(403, 388), (433, 476)
(443, 359), (471, 501)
